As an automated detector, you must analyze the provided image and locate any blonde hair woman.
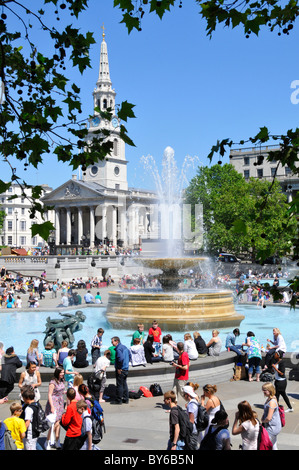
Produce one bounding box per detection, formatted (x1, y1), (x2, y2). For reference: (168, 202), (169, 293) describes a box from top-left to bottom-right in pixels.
(200, 384), (222, 436)
(26, 339), (42, 366)
(261, 382), (282, 450)
(183, 333), (198, 360)
(264, 327), (287, 370)
(206, 330), (222, 357)
(72, 374), (84, 401)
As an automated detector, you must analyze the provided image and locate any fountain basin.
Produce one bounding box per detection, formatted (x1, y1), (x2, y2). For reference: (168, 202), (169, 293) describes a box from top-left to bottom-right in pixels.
(106, 289), (245, 331)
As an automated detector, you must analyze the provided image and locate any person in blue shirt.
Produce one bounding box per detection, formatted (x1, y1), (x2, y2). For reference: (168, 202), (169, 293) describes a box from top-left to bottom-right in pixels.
(84, 290), (94, 304)
(225, 329), (244, 357)
(110, 337), (131, 405)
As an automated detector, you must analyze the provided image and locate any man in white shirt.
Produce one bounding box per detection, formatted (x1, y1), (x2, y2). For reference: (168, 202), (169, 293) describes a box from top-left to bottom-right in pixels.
(94, 350), (111, 402)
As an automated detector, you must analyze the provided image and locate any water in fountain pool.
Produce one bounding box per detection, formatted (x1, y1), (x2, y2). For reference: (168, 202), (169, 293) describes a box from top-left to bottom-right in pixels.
(0, 303), (298, 364)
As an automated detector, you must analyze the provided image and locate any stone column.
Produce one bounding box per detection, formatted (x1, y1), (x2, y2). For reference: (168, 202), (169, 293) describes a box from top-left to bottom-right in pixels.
(112, 206), (117, 247)
(102, 205), (107, 241)
(90, 206), (95, 247)
(78, 207), (83, 245)
(55, 209), (60, 245)
(66, 208), (71, 245)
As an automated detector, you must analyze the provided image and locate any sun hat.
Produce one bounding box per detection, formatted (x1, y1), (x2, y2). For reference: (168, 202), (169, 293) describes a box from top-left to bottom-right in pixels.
(182, 385), (197, 398)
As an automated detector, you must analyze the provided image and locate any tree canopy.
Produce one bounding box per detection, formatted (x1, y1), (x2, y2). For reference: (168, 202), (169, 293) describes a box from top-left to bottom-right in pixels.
(185, 164), (297, 261)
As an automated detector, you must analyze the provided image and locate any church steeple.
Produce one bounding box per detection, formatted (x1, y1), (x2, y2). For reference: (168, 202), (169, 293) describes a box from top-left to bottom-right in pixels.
(83, 26), (128, 191)
(93, 24), (116, 113)
(97, 24), (111, 87)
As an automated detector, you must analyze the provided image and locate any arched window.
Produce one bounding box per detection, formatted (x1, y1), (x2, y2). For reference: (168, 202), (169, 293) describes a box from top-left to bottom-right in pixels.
(103, 98), (107, 109)
(113, 139), (118, 156)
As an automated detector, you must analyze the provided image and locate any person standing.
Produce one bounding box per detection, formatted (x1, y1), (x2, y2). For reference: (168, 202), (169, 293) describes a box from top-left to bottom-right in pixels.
(63, 349), (79, 388)
(4, 402), (27, 450)
(0, 346), (23, 399)
(242, 331), (262, 382)
(61, 388), (83, 451)
(171, 342), (189, 399)
(232, 400), (259, 450)
(91, 328), (104, 365)
(164, 390), (185, 450)
(272, 350), (293, 413)
(261, 382), (282, 450)
(44, 367), (66, 450)
(110, 337), (130, 405)
(20, 386), (41, 451)
(18, 362), (42, 403)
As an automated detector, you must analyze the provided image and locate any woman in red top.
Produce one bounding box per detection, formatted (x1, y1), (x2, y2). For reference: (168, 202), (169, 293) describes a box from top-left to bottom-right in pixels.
(171, 342), (189, 399)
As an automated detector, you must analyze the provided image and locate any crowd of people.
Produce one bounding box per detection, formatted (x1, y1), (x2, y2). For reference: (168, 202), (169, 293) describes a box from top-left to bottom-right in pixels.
(0, 314), (294, 451)
(0, 259), (297, 451)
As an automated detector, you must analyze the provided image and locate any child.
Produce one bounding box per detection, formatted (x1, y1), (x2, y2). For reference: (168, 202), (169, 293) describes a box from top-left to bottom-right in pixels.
(131, 324), (145, 346)
(63, 349), (79, 388)
(91, 328), (104, 365)
(95, 292), (102, 304)
(21, 386), (40, 450)
(61, 388), (83, 451)
(77, 400), (93, 451)
(4, 402), (27, 450)
(149, 320), (162, 354)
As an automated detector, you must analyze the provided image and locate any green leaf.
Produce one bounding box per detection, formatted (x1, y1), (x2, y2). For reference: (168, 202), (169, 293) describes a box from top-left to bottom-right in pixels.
(117, 101), (136, 122)
(31, 221), (55, 240)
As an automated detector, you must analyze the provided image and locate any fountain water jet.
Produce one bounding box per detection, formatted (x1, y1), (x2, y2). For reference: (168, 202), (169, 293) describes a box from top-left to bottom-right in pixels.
(106, 148), (244, 331)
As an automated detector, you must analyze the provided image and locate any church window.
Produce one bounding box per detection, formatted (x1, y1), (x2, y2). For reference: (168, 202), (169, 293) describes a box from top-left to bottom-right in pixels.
(91, 165), (98, 176)
(113, 139), (118, 156)
(103, 98), (107, 109)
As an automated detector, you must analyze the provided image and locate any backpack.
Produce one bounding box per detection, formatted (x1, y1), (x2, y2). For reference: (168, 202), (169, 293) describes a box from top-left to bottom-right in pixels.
(257, 424), (273, 450)
(177, 405), (193, 448)
(149, 383), (163, 397)
(87, 372), (102, 395)
(199, 426), (227, 450)
(4, 429), (18, 450)
(278, 405), (285, 427)
(21, 402), (50, 438)
(195, 403), (209, 432)
(260, 370), (274, 382)
(89, 399), (105, 444)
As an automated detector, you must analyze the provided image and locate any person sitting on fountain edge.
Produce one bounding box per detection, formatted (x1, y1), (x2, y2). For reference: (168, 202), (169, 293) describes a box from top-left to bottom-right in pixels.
(148, 320), (162, 355)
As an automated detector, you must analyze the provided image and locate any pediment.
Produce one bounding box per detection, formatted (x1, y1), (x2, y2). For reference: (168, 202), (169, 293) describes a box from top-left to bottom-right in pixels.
(42, 179), (105, 203)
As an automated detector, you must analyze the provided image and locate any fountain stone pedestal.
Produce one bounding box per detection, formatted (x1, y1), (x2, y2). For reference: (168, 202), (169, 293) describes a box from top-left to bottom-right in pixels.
(106, 258), (245, 331)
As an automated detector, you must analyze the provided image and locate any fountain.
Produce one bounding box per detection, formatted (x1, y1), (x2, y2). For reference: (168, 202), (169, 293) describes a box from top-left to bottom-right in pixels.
(106, 147), (244, 331)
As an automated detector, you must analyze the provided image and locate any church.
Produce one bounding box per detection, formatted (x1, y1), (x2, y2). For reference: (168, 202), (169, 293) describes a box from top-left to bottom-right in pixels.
(43, 29), (158, 251)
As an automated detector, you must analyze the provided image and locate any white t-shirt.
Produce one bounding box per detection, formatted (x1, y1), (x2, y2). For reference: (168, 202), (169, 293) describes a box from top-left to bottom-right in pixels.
(241, 420), (259, 450)
(94, 356), (110, 377)
(162, 343), (174, 362)
(80, 410), (92, 451)
(184, 340), (198, 360)
(24, 406), (34, 441)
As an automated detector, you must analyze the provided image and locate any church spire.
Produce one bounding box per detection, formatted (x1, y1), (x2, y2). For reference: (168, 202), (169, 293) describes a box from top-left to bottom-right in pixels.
(97, 23), (111, 85)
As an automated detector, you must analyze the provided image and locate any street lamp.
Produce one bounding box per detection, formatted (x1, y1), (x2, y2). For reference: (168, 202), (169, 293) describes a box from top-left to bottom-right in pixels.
(14, 209), (18, 247)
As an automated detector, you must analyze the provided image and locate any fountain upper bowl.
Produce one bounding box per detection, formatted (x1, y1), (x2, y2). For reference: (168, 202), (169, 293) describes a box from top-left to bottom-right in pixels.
(133, 257), (209, 271)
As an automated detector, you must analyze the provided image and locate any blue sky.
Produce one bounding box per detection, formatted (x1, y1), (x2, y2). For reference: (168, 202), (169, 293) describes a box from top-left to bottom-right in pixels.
(4, 0), (299, 192)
